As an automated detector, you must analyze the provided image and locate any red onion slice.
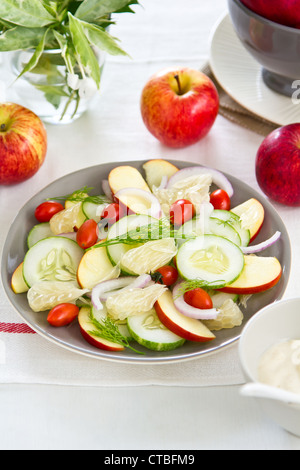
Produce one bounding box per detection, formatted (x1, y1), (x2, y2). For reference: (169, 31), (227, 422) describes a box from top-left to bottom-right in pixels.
(157, 175), (168, 190)
(91, 274), (152, 310)
(115, 187), (162, 219)
(241, 231), (281, 254)
(92, 278), (135, 310)
(167, 166), (234, 198)
(99, 274), (152, 302)
(172, 283), (219, 320)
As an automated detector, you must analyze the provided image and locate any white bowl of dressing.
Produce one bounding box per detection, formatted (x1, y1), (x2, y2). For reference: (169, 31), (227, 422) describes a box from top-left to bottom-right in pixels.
(239, 297), (300, 437)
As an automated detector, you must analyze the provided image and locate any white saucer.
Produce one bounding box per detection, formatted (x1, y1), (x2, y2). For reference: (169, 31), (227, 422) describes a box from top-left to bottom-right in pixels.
(209, 14), (300, 126)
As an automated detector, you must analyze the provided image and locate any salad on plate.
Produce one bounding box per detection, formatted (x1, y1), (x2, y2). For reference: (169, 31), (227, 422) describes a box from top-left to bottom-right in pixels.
(11, 159), (283, 354)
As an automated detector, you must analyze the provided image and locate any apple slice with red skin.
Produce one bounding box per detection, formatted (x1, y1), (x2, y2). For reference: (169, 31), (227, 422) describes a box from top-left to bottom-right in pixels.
(219, 255), (282, 295)
(155, 290), (215, 343)
(231, 198), (265, 243)
(77, 245), (119, 290)
(11, 262), (28, 294)
(108, 165), (163, 217)
(78, 307), (125, 352)
(114, 187), (162, 219)
(142, 159), (179, 189)
(108, 166), (151, 196)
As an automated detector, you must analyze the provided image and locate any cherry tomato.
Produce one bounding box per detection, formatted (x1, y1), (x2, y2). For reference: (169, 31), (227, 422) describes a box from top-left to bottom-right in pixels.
(169, 199), (196, 227)
(210, 189), (231, 211)
(35, 201), (64, 223)
(76, 219), (99, 249)
(184, 288), (213, 310)
(47, 303), (79, 327)
(155, 265), (179, 286)
(101, 203), (123, 226)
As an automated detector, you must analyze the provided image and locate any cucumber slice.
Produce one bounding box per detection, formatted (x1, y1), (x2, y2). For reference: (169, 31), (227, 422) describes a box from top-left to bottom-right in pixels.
(210, 291), (239, 308)
(213, 210), (250, 247)
(27, 223), (53, 249)
(176, 235), (245, 288)
(213, 209), (239, 222)
(127, 310), (185, 351)
(106, 214), (156, 275)
(23, 237), (84, 287)
(82, 200), (107, 222)
(209, 218), (241, 246)
(177, 217), (241, 246)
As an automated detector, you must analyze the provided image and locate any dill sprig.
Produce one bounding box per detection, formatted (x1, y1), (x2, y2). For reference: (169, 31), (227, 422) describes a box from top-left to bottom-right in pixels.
(87, 311), (144, 355)
(176, 279), (226, 297)
(92, 217), (189, 250)
(48, 186), (110, 205)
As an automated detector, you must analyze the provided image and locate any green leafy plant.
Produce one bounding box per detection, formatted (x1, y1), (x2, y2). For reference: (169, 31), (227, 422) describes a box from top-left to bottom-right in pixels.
(0, 0), (139, 120)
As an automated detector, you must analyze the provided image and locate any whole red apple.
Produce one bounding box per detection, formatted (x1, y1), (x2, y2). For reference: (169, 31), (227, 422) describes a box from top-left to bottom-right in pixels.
(241, 0), (300, 29)
(0, 103), (47, 185)
(255, 123), (300, 206)
(140, 68), (219, 148)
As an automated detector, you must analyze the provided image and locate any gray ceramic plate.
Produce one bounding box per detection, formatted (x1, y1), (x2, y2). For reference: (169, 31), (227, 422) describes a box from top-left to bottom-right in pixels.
(1, 160), (292, 364)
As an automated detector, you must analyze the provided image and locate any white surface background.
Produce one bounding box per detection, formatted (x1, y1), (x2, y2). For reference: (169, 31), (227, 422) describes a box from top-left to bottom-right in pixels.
(0, 0), (300, 450)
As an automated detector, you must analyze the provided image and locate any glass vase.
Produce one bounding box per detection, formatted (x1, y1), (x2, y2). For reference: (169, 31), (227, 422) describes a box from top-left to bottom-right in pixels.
(10, 48), (105, 125)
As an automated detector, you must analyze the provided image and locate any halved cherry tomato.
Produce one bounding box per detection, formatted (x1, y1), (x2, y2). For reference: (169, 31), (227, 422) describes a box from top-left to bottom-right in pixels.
(210, 189), (231, 211)
(101, 203), (124, 226)
(35, 201), (64, 223)
(155, 265), (179, 286)
(76, 219), (99, 249)
(169, 199), (196, 228)
(184, 288), (213, 310)
(47, 303), (79, 327)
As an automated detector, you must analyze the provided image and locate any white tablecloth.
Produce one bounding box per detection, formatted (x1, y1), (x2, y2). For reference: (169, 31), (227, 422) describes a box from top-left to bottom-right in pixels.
(0, 0), (300, 450)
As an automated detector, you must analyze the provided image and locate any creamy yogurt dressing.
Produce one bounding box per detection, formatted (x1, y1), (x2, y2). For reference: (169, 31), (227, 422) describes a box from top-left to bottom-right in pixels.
(258, 340), (300, 395)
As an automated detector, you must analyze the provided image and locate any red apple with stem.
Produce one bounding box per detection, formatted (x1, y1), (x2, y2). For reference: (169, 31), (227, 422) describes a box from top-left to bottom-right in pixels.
(241, 0), (300, 29)
(140, 67), (219, 149)
(0, 103), (47, 185)
(255, 123), (300, 206)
